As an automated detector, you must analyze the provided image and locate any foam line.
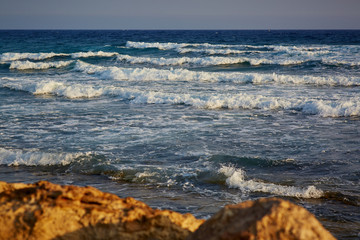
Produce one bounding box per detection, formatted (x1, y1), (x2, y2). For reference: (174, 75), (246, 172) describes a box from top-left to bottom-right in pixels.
(2, 76), (359, 117)
(116, 54), (305, 66)
(76, 61), (360, 86)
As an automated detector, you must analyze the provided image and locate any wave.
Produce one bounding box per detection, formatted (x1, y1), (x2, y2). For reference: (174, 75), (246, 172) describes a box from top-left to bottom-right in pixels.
(0, 51), (119, 62)
(178, 48), (263, 55)
(178, 45), (333, 56)
(70, 51), (119, 58)
(109, 163), (324, 199)
(116, 54), (305, 66)
(218, 165), (323, 198)
(126, 41), (204, 50)
(126, 41), (275, 51)
(3, 50), (359, 68)
(321, 58), (360, 66)
(125, 41), (360, 65)
(0, 52), (70, 61)
(0, 78), (106, 98)
(0, 147), (84, 166)
(125, 41), (356, 53)
(2, 76), (359, 117)
(76, 61), (360, 86)
(9, 60), (74, 70)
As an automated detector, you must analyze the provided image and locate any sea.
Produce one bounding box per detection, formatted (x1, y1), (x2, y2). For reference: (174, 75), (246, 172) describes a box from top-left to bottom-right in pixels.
(0, 30), (359, 239)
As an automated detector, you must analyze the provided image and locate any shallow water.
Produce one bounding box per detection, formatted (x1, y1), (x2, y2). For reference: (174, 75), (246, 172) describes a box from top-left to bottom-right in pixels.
(0, 30), (359, 239)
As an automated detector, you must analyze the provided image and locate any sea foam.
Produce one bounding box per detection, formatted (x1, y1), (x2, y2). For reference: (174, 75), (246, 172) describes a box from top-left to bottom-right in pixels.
(12, 83), (360, 117)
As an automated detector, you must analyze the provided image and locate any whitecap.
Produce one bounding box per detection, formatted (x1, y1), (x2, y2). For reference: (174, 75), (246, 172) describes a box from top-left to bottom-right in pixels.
(2, 74), (359, 117)
(0, 52), (70, 61)
(76, 61), (360, 86)
(116, 54), (306, 66)
(9, 60), (74, 70)
(1, 78), (107, 98)
(71, 51), (119, 58)
(218, 165), (323, 198)
(0, 147), (85, 166)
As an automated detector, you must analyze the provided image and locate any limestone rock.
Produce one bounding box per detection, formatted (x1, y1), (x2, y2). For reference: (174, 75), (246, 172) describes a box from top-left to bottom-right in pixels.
(188, 197), (336, 240)
(0, 181), (204, 240)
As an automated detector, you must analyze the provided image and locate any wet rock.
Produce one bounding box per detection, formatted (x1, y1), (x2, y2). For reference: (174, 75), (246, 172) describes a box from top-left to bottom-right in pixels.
(188, 197), (336, 240)
(0, 181), (204, 240)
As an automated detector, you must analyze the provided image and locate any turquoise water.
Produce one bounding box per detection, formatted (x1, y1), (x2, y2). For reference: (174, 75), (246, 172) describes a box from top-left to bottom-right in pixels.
(0, 30), (359, 239)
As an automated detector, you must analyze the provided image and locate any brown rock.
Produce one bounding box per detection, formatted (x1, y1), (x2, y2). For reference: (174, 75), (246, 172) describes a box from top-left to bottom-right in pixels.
(0, 181), (204, 240)
(188, 198), (336, 240)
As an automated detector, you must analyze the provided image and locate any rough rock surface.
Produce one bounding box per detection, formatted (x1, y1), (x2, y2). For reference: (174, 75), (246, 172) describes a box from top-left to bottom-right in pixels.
(0, 181), (204, 240)
(188, 197), (336, 240)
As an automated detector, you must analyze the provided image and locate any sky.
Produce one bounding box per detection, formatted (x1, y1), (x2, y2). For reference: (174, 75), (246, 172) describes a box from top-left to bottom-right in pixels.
(0, 0), (359, 29)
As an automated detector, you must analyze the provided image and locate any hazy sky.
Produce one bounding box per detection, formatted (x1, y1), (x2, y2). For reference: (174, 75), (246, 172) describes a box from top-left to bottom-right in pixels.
(0, 0), (359, 29)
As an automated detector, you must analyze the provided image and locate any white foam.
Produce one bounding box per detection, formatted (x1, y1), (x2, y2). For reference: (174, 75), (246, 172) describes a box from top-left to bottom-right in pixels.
(178, 48), (262, 55)
(125, 41), (270, 50)
(76, 61), (360, 86)
(218, 165), (323, 198)
(116, 54), (305, 66)
(126, 41), (194, 50)
(0, 147), (84, 166)
(0, 51), (119, 62)
(71, 51), (119, 58)
(135, 171), (158, 178)
(1, 79), (107, 98)
(300, 99), (360, 117)
(2, 74), (359, 117)
(9, 60), (74, 70)
(321, 58), (360, 66)
(125, 41), (360, 66)
(0, 52), (70, 61)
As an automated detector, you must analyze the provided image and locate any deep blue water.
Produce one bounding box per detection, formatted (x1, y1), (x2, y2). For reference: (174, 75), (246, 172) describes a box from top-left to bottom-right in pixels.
(0, 30), (360, 239)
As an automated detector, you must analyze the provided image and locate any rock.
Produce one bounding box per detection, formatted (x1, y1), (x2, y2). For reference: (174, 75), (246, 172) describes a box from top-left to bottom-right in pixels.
(0, 181), (336, 240)
(188, 197), (336, 240)
(0, 181), (204, 240)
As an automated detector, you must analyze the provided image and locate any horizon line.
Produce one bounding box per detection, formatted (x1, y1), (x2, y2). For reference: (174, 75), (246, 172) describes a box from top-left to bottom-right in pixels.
(1, 28), (360, 31)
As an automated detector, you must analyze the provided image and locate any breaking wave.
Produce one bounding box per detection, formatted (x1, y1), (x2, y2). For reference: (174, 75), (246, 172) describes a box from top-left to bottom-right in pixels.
(0, 147), (85, 166)
(126, 40), (277, 51)
(116, 54), (304, 66)
(76, 61), (360, 86)
(124, 41), (360, 66)
(0, 78), (106, 98)
(218, 165), (323, 198)
(9, 60), (74, 70)
(2, 76), (359, 117)
(0, 52), (69, 61)
(2, 49), (359, 68)
(70, 51), (119, 58)
(0, 51), (119, 62)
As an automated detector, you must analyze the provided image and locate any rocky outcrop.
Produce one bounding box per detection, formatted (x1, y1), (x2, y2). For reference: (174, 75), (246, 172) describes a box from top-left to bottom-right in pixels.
(0, 181), (204, 240)
(188, 197), (336, 240)
(0, 181), (335, 240)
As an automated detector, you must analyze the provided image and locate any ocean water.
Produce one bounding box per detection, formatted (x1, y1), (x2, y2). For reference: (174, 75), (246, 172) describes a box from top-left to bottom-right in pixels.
(0, 30), (359, 238)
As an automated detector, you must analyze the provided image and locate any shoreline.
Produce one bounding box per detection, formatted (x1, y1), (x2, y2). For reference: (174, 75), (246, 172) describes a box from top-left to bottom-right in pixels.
(0, 180), (336, 240)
